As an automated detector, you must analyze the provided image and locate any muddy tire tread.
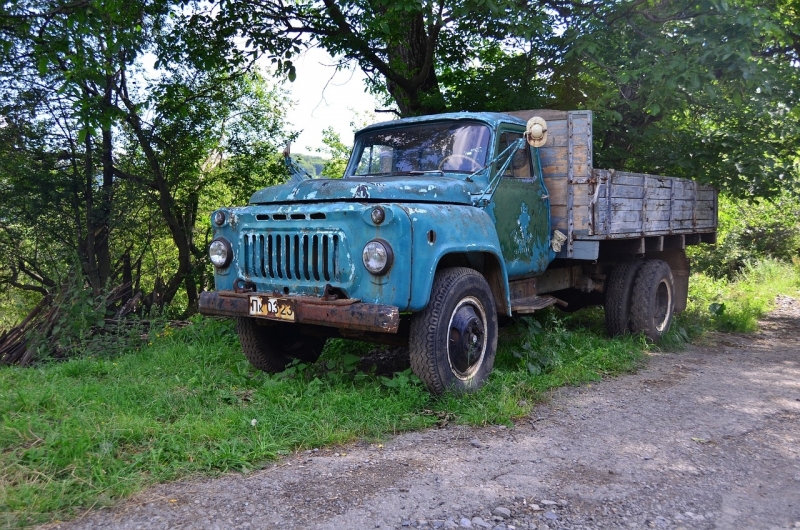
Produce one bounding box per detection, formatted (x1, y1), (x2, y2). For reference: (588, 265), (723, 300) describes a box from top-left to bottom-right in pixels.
(605, 259), (644, 337)
(236, 318), (324, 373)
(630, 260), (674, 342)
(409, 267), (497, 395)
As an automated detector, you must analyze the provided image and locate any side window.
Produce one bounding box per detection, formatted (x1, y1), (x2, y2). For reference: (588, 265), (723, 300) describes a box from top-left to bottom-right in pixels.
(498, 132), (532, 178)
(355, 145), (393, 175)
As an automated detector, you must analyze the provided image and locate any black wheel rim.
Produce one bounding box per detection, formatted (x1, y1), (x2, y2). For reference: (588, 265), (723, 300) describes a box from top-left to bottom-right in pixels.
(654, 279), (672, 332)
(447, 297), (487, 380)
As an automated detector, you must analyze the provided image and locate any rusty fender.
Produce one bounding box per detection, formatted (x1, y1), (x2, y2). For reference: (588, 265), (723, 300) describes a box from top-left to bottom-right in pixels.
(198, 291), (400, 334)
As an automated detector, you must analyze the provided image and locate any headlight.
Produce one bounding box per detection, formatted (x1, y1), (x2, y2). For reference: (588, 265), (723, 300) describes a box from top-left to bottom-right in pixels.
(209, 238), (232, 268)
(212, 210), (226, 226)
(362, 239), (393, 275)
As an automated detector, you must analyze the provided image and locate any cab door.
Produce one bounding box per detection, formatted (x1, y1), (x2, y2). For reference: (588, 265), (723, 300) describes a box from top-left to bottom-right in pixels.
(489, 130), (553, 278)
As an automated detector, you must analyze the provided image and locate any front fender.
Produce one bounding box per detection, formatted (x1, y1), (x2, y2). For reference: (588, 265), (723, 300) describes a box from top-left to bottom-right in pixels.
(400, 204), (510, 314)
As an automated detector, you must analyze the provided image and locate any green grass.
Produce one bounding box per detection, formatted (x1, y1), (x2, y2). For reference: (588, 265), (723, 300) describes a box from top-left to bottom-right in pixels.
(674, 258), (800, 338)
(2, 258), (799, 527)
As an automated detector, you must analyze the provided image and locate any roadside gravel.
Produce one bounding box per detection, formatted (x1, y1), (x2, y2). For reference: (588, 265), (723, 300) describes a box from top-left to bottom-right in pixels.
(52, 296), (800, 530)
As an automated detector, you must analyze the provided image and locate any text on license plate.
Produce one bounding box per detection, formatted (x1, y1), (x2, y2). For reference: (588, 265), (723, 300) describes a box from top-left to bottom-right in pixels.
(248, 296), (296, 322)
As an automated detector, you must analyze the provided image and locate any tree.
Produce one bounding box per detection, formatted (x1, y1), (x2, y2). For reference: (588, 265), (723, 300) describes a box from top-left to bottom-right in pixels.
(0, 0), (293, 321)
(315, 127), (351, 178)
(201, 0), (567, 116)
(564, 0), (800, 198)
(207, 0), (798, 198)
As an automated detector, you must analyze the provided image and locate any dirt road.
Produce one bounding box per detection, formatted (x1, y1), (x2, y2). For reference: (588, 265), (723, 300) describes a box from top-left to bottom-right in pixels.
(56, 297), (800, 530)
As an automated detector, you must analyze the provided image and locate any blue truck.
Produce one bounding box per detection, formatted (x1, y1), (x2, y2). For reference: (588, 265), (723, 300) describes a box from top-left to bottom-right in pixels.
(199, 110), (717, 394)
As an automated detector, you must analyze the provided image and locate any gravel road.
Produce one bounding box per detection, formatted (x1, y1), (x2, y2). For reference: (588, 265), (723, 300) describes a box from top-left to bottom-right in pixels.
(53, 296), (800, 530)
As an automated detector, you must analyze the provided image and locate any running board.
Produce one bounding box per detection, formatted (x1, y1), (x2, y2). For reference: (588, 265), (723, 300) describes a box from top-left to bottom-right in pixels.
(511, 295), (565, 314)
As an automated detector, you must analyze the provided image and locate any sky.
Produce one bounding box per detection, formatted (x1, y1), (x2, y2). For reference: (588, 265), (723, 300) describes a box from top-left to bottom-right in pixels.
(282, 47), (386, 155)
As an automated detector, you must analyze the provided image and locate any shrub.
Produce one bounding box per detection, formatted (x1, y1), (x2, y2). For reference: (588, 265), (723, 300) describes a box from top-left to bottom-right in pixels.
(689, 192), (800, 279)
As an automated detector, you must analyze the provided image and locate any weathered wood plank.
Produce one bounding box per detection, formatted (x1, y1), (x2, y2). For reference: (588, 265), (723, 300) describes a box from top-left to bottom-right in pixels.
(572, 186), (592, 207)
(524, 112), (717, 241)
(542, 163), (589, 178)
(539, 147), (589, 166)
(504, 109), (569, 122)
(598, 210), (642, 223)
(670, 182), (716, 200)
(544, 179), (593, 205)
(550, 205), (590, 231)
(543, 177), (568, 206)
(644, 220), (672, 232)
(610, 199), (644, 211)
(610, 185), (645, 199)
(642, 187), (674, 200)
(644, 209), (672, 222)
(609, 174), (645, 187)
(610, 220), (647, 232)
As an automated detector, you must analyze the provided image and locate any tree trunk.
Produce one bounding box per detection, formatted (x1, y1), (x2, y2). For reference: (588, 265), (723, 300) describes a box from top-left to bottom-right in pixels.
(96, 123), (114, 287)
(82, 130), (102, 293)
(384, 12), (446, 116)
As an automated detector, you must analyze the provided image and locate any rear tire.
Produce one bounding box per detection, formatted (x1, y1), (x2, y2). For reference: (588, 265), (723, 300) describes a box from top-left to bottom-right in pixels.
(409, 267), (498, 395)
(630, 260), (674, 342)
(236, 318), (326, 373)
(604, 259), (644, 336)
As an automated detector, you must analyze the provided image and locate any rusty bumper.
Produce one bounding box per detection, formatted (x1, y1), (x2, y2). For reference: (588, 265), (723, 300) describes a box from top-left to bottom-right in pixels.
(198, 291), (400, 334)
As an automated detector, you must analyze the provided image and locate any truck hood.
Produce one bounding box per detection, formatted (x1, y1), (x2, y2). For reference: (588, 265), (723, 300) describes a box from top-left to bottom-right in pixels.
(249, 176), (477, 205)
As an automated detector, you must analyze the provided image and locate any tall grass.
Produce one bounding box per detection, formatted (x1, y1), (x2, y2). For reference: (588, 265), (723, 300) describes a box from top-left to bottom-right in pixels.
(676, 258), (800, 336)
(1, 258), (798, 527)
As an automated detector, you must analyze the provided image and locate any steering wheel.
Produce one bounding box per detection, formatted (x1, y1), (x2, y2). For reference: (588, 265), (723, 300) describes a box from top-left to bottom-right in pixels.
(438, 154), (482, 172)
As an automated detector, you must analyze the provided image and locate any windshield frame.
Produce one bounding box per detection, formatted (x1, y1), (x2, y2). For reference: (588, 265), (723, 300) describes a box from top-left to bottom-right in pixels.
(344, 119), (493, 179)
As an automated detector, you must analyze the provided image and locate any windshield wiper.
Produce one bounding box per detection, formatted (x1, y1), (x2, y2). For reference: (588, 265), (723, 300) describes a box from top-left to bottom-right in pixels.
(409, 170), (444, 176)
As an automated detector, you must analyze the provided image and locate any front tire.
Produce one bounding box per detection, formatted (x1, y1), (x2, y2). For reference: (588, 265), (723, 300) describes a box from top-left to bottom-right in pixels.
(236, 318), (326, 373)
(630, 260), (675, 342)
(409, 267), (498, 395)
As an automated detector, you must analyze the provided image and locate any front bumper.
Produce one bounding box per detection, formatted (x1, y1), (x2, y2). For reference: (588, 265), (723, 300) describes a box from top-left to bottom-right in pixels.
(198, 291), (400, 334)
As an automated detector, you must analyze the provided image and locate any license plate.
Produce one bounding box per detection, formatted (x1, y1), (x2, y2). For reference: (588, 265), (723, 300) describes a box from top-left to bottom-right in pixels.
(248, 295), (296, 322)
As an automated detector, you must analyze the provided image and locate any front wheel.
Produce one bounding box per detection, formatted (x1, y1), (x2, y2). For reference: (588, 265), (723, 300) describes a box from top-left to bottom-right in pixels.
(629, 260), (674, 342)
(236, 318), (326, 373)
(409, 267), (498, 395)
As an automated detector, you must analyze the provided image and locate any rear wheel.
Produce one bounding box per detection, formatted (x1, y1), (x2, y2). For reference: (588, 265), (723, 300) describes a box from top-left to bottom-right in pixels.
(630, 260), (674, 342)
(604, 259), (644, 336)
(236, 318), (326, 373)
(409, 267), (498, 395)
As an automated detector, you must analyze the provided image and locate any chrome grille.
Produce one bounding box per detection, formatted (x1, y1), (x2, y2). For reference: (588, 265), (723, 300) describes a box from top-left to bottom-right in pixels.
(242, 232), (342, 282)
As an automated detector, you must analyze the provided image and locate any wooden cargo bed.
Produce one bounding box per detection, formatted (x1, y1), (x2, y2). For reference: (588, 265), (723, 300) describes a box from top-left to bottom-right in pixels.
(506, 110), (718, 259)
(590, 170), (717, 238)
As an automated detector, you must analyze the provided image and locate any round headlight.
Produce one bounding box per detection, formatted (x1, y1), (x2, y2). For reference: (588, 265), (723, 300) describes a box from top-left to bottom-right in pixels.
(212, 210), (226, 226)
(209, 238), (232, 268)
(362, 239), (393, 275)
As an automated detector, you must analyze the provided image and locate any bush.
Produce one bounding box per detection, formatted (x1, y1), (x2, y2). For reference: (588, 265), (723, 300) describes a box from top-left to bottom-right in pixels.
(8, 273), (161, 365)
(689, 192), (800, 279)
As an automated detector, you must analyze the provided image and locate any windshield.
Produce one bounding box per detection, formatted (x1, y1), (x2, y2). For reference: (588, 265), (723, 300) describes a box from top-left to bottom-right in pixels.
(349, 121), (491, 177)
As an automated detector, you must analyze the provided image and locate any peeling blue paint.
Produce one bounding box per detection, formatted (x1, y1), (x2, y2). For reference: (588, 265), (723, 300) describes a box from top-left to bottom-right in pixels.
(250, 176), (476, 205)
(512, 202), (534, 258)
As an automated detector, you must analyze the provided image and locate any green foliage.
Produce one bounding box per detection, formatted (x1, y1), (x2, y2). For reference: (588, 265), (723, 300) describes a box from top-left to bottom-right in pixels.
(293, 154), (329, 177)
(681, 259), (800, 333)
(315, 127), (351, 178)
(689, 193), (800, 278)
(567, 0), (800, 199)
(0, 0), (294, 323)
